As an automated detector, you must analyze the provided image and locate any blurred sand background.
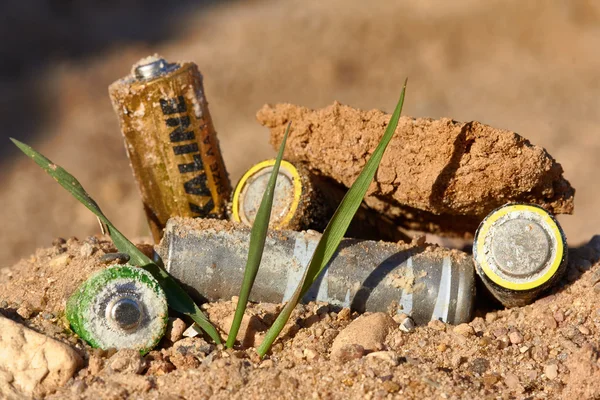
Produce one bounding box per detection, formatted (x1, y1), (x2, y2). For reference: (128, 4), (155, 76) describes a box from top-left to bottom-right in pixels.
(1, 0), (598, 267)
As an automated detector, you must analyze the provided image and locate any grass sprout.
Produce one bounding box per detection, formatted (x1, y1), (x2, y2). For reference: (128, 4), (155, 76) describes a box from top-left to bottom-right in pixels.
(226, 122), (291, 348)
(256, 80), (408, 356)
(10, 138), (222, 344)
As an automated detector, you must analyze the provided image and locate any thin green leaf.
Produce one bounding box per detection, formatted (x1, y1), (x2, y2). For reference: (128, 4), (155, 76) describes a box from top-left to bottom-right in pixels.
(226, 122), (292, 348)
(10, 138), (221, 344)
(257, 79), (408, 356)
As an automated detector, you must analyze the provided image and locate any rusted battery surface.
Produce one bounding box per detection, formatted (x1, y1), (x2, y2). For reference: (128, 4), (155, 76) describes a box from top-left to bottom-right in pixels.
(157, 217), (476, 325)
(109, 56), (231, 242)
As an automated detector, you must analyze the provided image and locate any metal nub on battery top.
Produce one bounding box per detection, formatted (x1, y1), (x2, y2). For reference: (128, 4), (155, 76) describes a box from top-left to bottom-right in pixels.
(232, 159), (303, 229)
(66, 265), (168, 354)
(473, 203), (567, 307)
(134, 57), (178, 80)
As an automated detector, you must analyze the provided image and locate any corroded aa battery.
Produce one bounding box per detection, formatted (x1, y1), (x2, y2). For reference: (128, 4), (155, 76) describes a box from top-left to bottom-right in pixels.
(157, 218), (475, 325)
(231, 159), (327, 231)
(109, 56), (231, 242)
(473, 203), (568, 308)
(66, 265), (168, 354)
(230, 159), (409, 243)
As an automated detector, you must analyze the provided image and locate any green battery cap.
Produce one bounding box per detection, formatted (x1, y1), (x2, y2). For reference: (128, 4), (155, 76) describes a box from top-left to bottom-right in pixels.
(66, 264), (168, 354)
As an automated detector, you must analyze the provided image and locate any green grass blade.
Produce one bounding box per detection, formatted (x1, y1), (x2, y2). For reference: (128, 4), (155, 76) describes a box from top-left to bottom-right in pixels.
(226, 122), (292, 348)
(257, 80), (408, 356)
(10, 138), (221, 344)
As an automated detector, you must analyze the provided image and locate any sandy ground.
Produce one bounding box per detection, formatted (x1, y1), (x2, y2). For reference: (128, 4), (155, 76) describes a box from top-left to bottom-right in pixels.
(1, 235), (600, 399)
(1, 0), (600, 266)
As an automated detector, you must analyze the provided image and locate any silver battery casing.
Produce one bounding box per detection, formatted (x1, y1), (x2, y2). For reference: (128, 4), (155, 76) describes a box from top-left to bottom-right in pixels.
(157, 218), (476, 325)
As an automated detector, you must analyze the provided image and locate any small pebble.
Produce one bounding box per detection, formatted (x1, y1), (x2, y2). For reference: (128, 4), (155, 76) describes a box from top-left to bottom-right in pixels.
(366, 351), (400, 366)
(544, 364), (559, 380)
(478, 337), (494, 348)
(337, 308), (351, 321)
(428, 319), (446, 331)
(483, 373), (500, 387)
(578, 326), (591, 335)
(509, 331), (524, 345)
(470, 358), (490, 375)
(497, 335), (511, 349)
(451, 354), (465, 368)
(17, 306), (33, 319)
(42, 312), (55, 320)
(470, 317), (486, 333)
(399, 317), (415, 333)
(107, 349), (146, 374)
(86, 236), (100, 245)
(49, 253), (71, 268)
(70, 380), (87, 394)
(0, 300), (8, 308)
(411, 234), (426, 246)
(292, 348), (305, 360)
(519, 345), (530, 354)
(453, 323), (474, 337)
(166, 318), (187, 343)
(79, 242), (95, 258)
(437, 343), (448, 352)
(183, 324), (202, 338)
(485, 312), (498, 323)
(303, 348), (319, 360)
(543, 313), (558, 330)
(553, 311), (565, 323)
(504, 373), (521, 390)
(100, 252), (130, 265)
(492, 327), (508, 338)
(393, 312), (408, 324)
(259, 359), (274, 369)
(382, 380), (401, 393)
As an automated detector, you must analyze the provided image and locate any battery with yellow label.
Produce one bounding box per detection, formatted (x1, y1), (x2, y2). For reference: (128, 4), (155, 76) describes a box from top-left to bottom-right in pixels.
(473, 203), (568, 307)
(109, 56), (231, 242)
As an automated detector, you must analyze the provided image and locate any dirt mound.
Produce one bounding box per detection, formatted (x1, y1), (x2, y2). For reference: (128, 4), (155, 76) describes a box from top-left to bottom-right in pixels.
(258, 103), (574, 236)
(1, 235), (600, 398)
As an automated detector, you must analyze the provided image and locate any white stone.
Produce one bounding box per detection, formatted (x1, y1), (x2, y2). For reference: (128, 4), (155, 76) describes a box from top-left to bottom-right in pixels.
(0, 315), (82, 397)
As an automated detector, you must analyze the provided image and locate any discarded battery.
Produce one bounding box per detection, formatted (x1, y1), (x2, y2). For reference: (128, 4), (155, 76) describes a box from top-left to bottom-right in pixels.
(473, 203), (568, 307)
(109, 55), (231, 242)
(231, 159), (323, 230)
(66, 265), (168, 354)
(157, 217), (476, 325)
(231, 159), (409, 242)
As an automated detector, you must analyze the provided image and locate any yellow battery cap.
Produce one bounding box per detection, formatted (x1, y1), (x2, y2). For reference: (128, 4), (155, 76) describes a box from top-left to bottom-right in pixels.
(474, 203), (567, 293)
(231, 159), (304, 229)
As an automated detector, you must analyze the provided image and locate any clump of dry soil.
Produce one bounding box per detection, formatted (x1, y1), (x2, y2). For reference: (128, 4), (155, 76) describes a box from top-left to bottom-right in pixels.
(258, 103), (575, 237)
(2, 232), (600, 399)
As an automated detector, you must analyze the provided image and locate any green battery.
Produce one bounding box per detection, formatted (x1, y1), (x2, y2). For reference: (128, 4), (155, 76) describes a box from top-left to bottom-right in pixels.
(66, 265), (168, 354)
